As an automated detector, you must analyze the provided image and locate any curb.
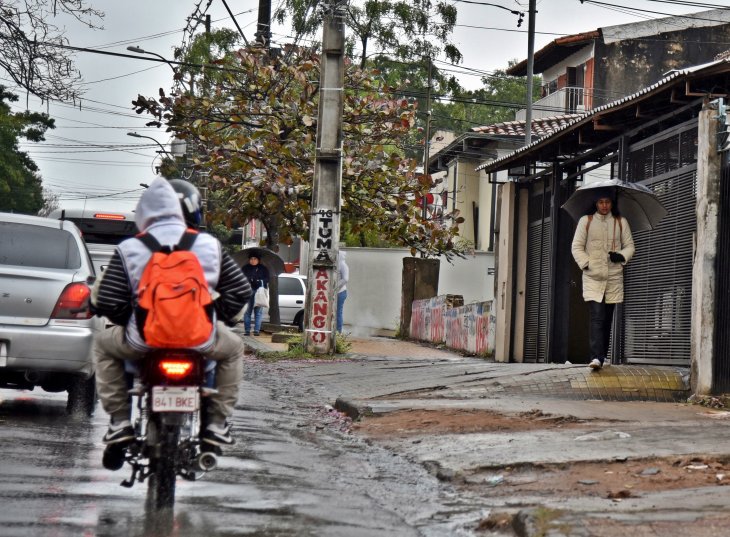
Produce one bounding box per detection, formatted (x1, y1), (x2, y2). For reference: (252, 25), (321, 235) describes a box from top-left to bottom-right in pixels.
(334, 397), (372, 421)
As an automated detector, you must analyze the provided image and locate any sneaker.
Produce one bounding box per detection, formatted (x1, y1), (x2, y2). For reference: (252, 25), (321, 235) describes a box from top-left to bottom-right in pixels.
(202, 421), (235, 447)
(102, 444), (126, 471)
(244, 332), (251, 336)
(589, 358), (603, 370)
(253, 331), (260, 336)
(103, 419), (135, 445)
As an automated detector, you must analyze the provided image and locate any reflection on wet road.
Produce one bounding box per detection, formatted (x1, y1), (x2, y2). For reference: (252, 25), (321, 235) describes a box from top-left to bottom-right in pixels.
(0, 358), (483, 536)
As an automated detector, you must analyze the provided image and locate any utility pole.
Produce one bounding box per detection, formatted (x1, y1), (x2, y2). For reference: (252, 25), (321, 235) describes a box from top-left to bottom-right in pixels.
(303, 1), (346, 354)
(256, 0), (272, 48)
(422, 56), (433, 223)
(525, 0), (536, 146)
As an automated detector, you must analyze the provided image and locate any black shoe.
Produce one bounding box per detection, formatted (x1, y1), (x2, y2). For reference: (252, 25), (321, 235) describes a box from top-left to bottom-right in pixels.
(102, 444), (126, 471)
(253, 332), (260, 336)
(244, 332), (251, 336)
(103, 420), (135, 445)
(202, 422), (235, 447)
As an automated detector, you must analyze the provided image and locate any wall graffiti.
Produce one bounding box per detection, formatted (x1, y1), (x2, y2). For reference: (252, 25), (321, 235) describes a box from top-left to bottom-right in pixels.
(411, 296), (495, 357)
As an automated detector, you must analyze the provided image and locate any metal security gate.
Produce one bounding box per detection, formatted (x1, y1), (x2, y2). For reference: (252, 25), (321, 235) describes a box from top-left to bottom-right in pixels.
(714, 150), (730, 392)
(621, 120), (697, 365)
(524, 178), (552, 363)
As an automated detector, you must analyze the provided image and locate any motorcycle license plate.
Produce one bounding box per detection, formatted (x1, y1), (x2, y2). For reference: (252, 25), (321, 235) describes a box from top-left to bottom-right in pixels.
(151, 386), (199, 412)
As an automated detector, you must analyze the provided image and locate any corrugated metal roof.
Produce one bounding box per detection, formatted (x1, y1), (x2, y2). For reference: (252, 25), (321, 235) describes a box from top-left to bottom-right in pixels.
(476, 59), (728, 173)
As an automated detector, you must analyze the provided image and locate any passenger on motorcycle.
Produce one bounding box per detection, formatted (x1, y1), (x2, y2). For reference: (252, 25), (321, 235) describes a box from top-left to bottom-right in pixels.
(91, 177), (252, 464)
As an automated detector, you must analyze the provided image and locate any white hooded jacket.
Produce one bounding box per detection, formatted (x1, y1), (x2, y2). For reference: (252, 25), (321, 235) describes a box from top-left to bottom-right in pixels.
(571, 212), (635, 304)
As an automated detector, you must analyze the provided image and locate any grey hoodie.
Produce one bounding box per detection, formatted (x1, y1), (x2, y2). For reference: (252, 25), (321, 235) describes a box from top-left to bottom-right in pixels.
(93, 177), (251, 351)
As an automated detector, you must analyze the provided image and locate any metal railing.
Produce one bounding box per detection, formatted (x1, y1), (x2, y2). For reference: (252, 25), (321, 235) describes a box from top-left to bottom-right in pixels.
(516, 87), (585, 121)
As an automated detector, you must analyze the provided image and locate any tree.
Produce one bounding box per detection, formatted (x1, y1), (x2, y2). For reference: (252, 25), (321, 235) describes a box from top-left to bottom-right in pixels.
(0, 0), (104, 102)
(133, 45), (464, 260)
(274, 0), (461, 69)
(431, 68), (543, 134)
(0, 87), (55, 213)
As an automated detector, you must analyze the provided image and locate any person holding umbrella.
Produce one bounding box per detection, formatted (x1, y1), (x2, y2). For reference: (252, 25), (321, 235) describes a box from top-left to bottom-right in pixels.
(242, 253), (270, 336)
(571, 188), (635, 370)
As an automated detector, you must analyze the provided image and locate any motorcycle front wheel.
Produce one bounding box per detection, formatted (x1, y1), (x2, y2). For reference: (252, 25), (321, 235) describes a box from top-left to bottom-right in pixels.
(147, 419), (180, 509)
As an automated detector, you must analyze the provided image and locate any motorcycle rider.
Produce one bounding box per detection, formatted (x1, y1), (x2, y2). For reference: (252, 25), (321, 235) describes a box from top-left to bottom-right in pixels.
(91, 177), (251, 467)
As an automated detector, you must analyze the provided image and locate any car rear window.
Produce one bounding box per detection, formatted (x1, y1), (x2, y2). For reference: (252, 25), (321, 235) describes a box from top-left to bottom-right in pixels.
(279, 277), (304, 295)
(0, 221), (82, 269)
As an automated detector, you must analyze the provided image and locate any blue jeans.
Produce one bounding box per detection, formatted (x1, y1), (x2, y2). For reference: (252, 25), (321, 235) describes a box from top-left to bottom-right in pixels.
(243, 294), (264, 334)
(337, 290), (347, 333)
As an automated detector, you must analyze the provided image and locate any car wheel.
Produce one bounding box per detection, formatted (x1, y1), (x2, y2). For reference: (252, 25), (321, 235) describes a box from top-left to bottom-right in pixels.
(294, 311), (304, 332)
(66, 374), (97, 417)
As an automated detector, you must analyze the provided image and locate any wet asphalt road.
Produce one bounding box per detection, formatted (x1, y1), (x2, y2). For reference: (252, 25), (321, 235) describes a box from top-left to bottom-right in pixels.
(0, 356), (486, 537)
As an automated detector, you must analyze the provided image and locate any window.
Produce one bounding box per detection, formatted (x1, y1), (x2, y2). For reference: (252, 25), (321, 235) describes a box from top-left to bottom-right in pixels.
(278, 277), (304, 295)
(0, 222), (82, 269)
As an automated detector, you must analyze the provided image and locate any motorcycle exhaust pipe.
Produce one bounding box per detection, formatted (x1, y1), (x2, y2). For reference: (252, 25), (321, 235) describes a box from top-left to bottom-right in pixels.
(194, 451), (218, 472)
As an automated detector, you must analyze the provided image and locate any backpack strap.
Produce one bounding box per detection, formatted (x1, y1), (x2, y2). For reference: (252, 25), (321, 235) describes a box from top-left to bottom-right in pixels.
(137, 233), (163, 253)
(585, 215), (623, 241)
(175, 231), (198, 251)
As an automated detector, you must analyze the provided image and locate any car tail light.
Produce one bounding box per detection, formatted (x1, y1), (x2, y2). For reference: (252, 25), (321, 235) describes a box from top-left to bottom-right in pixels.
(158, 360), (194, 380)
(51, 283), (92, 319)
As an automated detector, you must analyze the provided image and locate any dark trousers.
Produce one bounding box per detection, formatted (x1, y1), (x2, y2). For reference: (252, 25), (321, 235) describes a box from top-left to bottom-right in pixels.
(588, 300), (616, 363)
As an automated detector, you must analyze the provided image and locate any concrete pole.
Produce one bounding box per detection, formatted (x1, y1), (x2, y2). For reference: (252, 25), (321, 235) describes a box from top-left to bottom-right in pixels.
(691, 99), (722, 394)
(303, 1), (346, 354)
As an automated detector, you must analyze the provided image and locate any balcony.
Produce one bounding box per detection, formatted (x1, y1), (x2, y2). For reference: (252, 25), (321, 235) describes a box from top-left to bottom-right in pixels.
(516, 87), (586, 121)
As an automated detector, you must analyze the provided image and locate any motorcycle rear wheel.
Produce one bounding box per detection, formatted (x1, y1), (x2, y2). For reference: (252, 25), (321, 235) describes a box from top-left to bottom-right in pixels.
(148, 421), (180, 509)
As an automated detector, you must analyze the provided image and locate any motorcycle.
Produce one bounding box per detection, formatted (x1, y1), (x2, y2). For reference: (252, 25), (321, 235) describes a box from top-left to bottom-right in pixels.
(102, 350), (219, 509)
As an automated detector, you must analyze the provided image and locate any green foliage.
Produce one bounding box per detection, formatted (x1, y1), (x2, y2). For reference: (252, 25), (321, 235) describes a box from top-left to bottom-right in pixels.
(273, 0), (462, 69)
(134, 45), (466, 260)
(0, 87), (54, 214)
(257, 332), (351, 361)
(431, 67), (543, 133)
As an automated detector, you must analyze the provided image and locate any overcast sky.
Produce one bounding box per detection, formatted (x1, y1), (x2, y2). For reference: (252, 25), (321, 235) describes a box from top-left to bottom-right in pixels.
(9, 0), (705, 213)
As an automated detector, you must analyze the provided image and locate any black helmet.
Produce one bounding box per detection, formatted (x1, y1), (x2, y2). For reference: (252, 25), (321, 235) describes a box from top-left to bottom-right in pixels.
(169, 179), (202, 228)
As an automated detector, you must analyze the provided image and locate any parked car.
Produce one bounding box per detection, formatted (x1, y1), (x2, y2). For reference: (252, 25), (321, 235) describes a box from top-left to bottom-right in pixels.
(265, 273), (307, 330)
(0, 212), (104, 415)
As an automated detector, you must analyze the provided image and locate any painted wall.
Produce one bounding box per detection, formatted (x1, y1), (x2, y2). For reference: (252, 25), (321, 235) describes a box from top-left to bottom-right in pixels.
(411, 296), (495, 357)
(306, 245), (494, 334)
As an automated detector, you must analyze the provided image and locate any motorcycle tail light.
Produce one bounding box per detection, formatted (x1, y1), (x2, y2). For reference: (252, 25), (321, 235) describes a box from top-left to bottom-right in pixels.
(158, 359), (194, 380)
(51, 282), (92, 319)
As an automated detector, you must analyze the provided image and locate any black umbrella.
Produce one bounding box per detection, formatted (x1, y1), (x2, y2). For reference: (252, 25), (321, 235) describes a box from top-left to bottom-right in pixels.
(232, 247), (285, 275)
(561, 178), (668, 232)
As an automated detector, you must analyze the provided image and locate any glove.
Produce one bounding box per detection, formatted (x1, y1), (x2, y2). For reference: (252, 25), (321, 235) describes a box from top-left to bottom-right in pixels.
(609, 251), (625, 263)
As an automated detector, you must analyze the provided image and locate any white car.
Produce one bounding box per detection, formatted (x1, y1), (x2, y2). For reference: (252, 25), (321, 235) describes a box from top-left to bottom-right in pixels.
(267, 273), (306, 330)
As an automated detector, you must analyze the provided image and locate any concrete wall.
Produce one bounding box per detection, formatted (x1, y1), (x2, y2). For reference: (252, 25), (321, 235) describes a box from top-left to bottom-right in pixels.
(335, 247), (494, 334)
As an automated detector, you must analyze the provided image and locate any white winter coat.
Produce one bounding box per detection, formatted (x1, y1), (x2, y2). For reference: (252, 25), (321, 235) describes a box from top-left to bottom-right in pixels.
(571, 212), (635, 303)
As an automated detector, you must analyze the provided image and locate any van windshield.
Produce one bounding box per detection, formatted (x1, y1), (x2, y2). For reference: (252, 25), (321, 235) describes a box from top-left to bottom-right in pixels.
(0, 222), (82, 269)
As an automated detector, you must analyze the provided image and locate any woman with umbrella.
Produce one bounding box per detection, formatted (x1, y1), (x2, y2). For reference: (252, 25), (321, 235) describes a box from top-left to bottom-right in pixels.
(570, 187), (635, 370)
(242, 252), (270, 336)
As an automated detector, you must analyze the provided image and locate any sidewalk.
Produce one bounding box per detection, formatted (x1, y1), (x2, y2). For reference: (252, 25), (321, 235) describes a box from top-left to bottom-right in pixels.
(240, 331), (730, 536)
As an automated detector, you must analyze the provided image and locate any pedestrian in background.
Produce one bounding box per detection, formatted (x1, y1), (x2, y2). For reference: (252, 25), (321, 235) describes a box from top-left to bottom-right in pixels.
(242, 254), (269, 336)
(336, 251), (349, 333)
(571, 189), (635, 370)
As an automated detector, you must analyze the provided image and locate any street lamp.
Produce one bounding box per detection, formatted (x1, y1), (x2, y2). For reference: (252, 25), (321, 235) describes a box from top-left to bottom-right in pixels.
(126, 46), (190, 92)
(127, 131), (171, 158)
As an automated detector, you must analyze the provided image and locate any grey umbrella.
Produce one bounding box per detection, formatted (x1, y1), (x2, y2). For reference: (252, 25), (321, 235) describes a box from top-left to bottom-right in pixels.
(561, 178), (668, 232)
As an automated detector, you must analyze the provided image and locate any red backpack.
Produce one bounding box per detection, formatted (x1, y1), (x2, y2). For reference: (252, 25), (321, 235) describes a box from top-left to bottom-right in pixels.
(135, 231), (214, 348)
